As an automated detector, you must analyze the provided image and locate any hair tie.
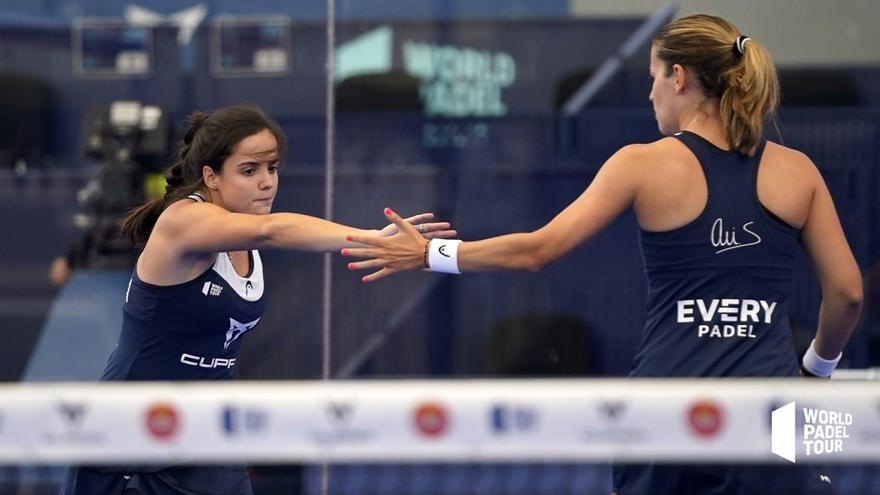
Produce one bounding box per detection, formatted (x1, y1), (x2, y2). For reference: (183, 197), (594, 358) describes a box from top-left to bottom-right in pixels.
(733, 35), (751, 56)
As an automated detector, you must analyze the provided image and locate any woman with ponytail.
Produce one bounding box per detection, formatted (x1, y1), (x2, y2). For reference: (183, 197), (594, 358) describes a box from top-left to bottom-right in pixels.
(344, 14), (861, 494)
(61, 104), (454, 495)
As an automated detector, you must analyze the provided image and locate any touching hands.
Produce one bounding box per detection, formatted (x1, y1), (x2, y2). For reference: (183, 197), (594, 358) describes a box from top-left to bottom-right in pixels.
(343, 208), (443, 282)
(377, 212), (456, 239)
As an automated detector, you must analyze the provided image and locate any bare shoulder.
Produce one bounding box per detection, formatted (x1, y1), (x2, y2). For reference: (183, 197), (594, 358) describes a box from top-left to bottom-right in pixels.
(154, 197), (221, 234)
(139, 199), (220, 283)
(762, 141), (822, 181)
(601, 138), (683, 172)
(615, 136), (698, 178)
(609, 137), (680, 159)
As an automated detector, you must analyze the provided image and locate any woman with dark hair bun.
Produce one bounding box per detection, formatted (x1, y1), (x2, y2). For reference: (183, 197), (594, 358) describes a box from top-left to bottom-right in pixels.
(60, 104), (455, 495)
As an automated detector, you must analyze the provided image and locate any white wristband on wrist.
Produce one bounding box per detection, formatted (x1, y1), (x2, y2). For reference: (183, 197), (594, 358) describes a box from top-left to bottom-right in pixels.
(427, 239), (462, 274)
(802, 339), (842, 377)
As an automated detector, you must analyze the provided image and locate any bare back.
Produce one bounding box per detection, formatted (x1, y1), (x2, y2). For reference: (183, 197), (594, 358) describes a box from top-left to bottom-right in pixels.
(634, 135), (815, 233)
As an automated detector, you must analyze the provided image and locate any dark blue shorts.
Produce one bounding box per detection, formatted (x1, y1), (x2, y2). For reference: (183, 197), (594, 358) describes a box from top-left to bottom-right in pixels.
(613, 463), (834, 495)
(60, 465), (253, 495)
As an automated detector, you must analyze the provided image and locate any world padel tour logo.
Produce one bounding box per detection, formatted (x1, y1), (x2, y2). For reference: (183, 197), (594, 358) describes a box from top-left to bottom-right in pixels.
(771, 401), (852, 463)
(413, 402), (448, 438)
(687, 400), (724, 438)
(145, 403), (180, 441)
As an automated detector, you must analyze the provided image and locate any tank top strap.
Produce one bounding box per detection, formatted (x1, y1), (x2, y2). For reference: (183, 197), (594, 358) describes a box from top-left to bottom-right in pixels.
(672, 131), (766, 211)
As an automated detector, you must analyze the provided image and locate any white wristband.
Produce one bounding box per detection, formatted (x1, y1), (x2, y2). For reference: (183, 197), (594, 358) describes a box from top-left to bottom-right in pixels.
(428, 239), (462, 274)
(802, 339), (842, 377)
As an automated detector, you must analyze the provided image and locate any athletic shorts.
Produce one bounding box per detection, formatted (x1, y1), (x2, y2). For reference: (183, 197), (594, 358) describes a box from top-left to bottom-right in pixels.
(613, 463), (834, 495)
(59, 464), (253, 495)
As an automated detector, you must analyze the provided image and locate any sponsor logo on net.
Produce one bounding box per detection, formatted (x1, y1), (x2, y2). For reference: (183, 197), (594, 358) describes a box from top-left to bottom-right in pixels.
(43, 402), (107, 445)
(413, 401), (449, 438)
(221, 405), (269, 436)
(145, 403), (180, 441)
(311, 401), (373, 444)
(687, 400), (725, 439)
(771, 401), (852, 463)
(581, 401), (649, 444)
(490, 403), (537, 435)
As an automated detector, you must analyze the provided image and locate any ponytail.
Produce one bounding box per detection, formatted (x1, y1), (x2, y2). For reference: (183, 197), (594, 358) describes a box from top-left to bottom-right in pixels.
(719, 39), (779, 155)
(654, 14), (779, 156)
(120, 112), (210, 246)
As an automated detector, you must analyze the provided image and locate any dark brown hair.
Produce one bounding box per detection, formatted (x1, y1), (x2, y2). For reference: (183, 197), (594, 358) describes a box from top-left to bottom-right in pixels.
(120, 104), (286, 245)
(654, 14), (779, 155)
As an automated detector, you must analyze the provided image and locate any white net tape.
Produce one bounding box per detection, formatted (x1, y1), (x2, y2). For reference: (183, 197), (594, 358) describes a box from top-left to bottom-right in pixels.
(1, 378), (877, 464)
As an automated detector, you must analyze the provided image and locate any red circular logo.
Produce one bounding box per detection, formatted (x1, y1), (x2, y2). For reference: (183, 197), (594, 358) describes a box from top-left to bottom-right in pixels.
(414, 402), (448, 437)
(687, 400), (724, 438)
(145, 403), (179, 440)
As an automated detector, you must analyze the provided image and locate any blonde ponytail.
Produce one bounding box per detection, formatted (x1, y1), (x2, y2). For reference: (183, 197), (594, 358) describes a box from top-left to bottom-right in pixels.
(719, 37), (779, 155)
(654, 14), (779, 155)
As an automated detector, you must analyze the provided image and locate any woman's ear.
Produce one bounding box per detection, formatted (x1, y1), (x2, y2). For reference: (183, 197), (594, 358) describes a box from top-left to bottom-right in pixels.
(671, 63), (690, 94)
(202, 165), (218, 190)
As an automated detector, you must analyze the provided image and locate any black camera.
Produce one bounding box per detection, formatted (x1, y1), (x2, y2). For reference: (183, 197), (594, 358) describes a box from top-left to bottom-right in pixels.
(72, 101), (171, 268)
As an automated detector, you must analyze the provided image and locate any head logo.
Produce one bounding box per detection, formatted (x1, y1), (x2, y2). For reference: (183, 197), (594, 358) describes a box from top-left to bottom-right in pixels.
(145, 403), (179, 441)
(414, 402), (448, 438)
(58, 402), (87, 426)
(312, 401), (371, 444)
(44, 402), (105, 444)
(598, 401), (627, 421)
(582, 400), (645, 444)
(325, 402), (355, 427)
(687, 400), (724, 438)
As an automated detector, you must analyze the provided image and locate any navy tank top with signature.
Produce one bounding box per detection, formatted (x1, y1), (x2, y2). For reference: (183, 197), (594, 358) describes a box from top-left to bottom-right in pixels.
(633, 131), (801, 377)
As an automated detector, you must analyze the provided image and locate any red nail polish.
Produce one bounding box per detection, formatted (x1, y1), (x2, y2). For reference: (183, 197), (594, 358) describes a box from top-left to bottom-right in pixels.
(384, 207), (392, 215)
(347, 263), (354, 270)
(362, 277), (369, 283)
(341, 249), (349, 256)
(346, 235), (353, 241)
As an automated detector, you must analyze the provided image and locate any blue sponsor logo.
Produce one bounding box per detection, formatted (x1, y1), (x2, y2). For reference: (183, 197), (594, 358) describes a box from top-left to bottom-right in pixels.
(490, 404), (537, 434)
(221, 406), (268, 435)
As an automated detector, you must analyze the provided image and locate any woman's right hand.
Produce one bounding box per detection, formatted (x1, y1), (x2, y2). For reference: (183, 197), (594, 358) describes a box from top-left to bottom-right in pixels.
(342, 208), (430, 282)
(377, 212), (456, 240)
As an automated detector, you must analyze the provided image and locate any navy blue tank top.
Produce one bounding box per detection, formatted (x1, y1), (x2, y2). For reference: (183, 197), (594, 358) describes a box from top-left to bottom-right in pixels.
(101, 195), (266, 381)
(632, 131), (801, 377)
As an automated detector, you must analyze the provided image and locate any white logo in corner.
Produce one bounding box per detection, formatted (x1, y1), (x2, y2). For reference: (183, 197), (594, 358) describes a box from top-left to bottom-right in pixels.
(224, 317), (261, 349)
(771, 401), (852, 463)
(202, 281), (223, 296)
(711, 218), (761, 254)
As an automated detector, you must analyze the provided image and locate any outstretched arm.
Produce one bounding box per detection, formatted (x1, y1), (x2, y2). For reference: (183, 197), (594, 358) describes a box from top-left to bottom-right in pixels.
(344, 145), (645, 281)
(155, 200), (455, 256)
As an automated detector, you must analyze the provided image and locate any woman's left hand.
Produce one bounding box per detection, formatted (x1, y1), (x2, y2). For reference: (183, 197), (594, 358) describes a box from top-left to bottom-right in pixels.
(344, 208), (437, 282)
(378, 212), (456, 240)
